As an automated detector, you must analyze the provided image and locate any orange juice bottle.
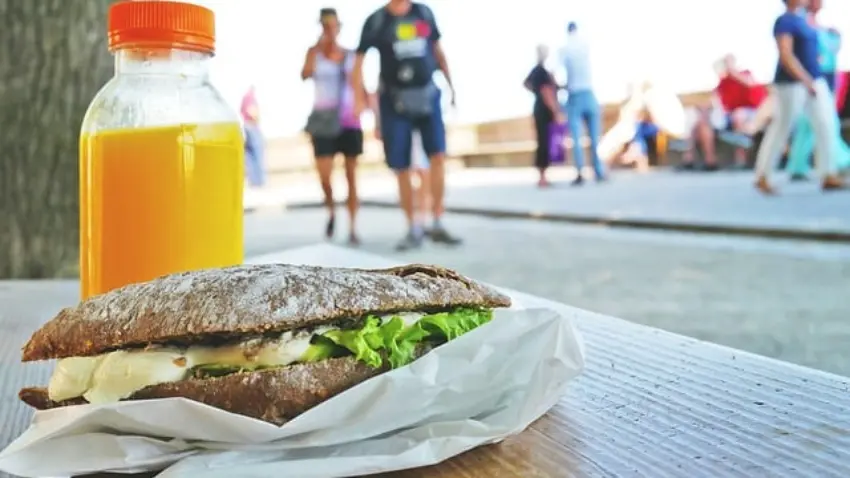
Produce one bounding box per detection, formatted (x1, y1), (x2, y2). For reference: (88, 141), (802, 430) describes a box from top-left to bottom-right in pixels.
(79, 0), (243, 299)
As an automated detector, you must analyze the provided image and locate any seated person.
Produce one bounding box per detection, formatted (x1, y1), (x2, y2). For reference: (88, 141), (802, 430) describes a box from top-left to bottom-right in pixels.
(613, 112), (658, 171)
(677, 105), (719, 171)
(710, 54), (770, 168)
(599, 80), (701, 169)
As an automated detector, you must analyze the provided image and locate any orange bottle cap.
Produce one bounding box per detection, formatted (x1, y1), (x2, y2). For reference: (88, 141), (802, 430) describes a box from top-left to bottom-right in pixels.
(108, 0), (215, 54)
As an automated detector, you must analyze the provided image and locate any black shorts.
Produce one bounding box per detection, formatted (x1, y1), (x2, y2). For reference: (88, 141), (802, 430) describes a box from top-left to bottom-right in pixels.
(311, 128), (363, 158)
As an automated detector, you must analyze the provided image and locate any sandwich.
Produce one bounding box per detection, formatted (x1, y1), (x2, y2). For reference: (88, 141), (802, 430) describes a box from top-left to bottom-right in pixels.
(18, 263), (511, 425)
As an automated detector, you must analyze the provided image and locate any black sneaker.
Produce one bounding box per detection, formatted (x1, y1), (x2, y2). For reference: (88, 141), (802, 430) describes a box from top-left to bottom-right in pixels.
(429, 226), (462, 245)
(395, 232), (424, 251)
(571, 176), (585, 186)
(789, 173), (809, 182)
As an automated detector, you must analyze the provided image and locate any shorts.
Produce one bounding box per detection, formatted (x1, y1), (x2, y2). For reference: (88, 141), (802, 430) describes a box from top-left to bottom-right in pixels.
(311, 128), (364, 158)
(379, 87), (446, 171)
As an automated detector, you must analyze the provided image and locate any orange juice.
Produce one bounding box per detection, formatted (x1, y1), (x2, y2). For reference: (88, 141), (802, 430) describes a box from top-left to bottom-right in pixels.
(79, 122), (244, 299)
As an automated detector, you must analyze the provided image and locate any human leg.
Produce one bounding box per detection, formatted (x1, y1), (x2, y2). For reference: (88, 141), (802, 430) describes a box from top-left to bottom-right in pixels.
(582, 92), (606, 180)
(729, 108), (756, 167)
(311, 135), (337, 238)
(379, 93), (419, 249)
(598, 119), (638, 165)
(339, 128), (363, 244)
(244, 124), (266, 188)
(533, 108), (552, 186)
(754, 83), (807, 193)
(786, 116), (814, 177)
(566, 94), (586, 182)
(695, 108), (718, 167)
(419, 89), (461, 244)
(806, 78), (846, 189)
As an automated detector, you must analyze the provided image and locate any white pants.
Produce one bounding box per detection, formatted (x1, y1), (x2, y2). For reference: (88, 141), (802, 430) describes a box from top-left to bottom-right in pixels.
(754, 78), (836, 179)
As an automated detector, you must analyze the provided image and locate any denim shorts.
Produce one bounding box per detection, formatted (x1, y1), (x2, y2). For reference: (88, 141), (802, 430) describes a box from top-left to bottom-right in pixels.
(378, 87), (446, 171)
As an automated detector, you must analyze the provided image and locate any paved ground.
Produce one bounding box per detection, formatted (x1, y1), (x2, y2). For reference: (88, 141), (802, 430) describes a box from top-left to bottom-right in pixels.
(279, 167), (850, 238)
(244, 208), (850, 377)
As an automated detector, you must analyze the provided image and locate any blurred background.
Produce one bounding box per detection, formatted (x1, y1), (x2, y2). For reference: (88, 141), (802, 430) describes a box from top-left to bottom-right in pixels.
(198, 0), (850, 136)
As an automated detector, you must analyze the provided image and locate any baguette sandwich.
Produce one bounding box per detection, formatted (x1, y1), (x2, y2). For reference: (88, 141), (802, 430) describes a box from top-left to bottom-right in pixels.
(18, 263), (510, 425)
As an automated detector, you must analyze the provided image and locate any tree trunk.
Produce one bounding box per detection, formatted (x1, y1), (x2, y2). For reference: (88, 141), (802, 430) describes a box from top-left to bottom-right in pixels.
(0, 0), (113, 278)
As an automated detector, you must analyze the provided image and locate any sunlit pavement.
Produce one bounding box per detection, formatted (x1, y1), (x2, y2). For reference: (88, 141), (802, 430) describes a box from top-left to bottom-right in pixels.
(247, 168), (850, 241)
(245, 207), (850, 377)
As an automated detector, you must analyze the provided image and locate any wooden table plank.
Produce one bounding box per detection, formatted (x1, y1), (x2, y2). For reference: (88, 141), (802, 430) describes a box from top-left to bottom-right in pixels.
(2, 245), (849, 477)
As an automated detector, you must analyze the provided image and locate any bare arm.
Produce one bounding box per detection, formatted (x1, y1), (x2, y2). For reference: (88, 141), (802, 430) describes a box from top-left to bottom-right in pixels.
(540, 84), (559, 117)
(350, 53), (366, 106)
(300, 47), (317, 81)
(433, 41), (454, 91)
(369, 92), (381, 137)
(777, 33), (814, 86)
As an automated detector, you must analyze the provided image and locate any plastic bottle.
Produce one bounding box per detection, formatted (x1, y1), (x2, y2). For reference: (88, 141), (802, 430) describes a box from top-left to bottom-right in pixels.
(79, 0), (244, 299)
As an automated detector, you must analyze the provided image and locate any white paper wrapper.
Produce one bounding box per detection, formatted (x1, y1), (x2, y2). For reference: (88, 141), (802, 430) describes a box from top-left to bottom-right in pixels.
(0, 307), (584, 478)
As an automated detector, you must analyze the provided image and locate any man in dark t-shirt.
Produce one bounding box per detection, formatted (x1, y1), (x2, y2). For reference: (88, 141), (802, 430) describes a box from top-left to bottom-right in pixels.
(350, 0), (461, 251)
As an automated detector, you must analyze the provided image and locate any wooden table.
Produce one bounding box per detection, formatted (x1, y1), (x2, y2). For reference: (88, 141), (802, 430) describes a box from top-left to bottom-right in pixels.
(3, 243), (850, 477)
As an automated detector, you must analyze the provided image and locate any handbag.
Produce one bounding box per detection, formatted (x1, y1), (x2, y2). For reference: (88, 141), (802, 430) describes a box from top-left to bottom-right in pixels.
(390, 82), (437, 119)
(305, 51), (349, 138)
(548, 121), (567, 165)
(305, 109), (341, 138)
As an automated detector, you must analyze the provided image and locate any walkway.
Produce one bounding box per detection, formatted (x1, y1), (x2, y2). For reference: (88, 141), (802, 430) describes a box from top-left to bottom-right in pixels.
(362, 169), (850, 241)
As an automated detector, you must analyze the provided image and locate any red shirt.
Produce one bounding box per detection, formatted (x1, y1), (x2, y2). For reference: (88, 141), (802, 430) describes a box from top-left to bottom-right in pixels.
(715, 70), (768, 111)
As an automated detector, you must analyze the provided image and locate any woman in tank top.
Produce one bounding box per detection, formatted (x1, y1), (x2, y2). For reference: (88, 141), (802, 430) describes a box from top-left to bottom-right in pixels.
(301, 8), (366, 245)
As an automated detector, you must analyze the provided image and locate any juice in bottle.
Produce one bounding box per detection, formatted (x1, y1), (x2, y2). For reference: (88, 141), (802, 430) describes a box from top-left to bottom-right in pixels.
(79, 1), (244, 299)
(79, 123), (244, 299)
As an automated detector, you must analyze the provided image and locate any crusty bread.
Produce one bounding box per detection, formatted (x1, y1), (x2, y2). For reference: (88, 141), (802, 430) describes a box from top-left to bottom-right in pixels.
(22, 264), (510, 362)
(19, 349), (429, 425)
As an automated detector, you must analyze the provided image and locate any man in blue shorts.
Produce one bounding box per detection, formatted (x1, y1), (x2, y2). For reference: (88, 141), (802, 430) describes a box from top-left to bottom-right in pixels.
(350, 0), (461, 250)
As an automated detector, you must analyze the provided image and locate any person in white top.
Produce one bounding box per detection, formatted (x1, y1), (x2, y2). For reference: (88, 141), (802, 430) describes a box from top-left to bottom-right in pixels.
(559, 22), (604, 184)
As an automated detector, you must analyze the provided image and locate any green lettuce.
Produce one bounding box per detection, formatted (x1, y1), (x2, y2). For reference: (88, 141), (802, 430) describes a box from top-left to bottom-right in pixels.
(310, 307), (493, 369)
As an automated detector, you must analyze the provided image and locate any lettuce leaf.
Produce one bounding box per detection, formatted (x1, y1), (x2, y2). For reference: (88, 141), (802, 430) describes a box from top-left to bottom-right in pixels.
(321, 316), (384, 368)
(315, 307), (493, 369)
(301, 336), (346, 362)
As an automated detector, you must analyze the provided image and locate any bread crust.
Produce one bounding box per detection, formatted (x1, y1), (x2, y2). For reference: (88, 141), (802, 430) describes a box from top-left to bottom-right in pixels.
(20, 355), (396, 425)
(21, 264), (510, 362)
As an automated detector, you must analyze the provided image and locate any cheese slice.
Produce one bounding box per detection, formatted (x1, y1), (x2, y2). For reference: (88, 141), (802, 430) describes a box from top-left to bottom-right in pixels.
(47, 312), (427, 404)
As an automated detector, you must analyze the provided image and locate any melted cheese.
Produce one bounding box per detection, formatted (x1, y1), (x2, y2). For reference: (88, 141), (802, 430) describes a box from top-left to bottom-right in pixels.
(47, 314), (425, 404)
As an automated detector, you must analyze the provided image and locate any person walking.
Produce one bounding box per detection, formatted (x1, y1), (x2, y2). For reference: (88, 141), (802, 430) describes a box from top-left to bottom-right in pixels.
(302, 8), (365, 245)
(559, 22), (604, 185)
(753, 0), (845, 194)
(241, 85), (266, 188)
(350, 0), (461, 251)
(524, 45), (563, 187)
(786, 0), (850, 179)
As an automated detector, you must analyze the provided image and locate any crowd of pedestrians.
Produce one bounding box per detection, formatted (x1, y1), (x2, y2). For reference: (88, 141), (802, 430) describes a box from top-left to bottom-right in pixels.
(245, 0), (849, 252)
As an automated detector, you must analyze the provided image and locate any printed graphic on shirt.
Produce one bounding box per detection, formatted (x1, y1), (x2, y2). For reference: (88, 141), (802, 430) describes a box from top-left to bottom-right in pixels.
(393, 20), (429, 60)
